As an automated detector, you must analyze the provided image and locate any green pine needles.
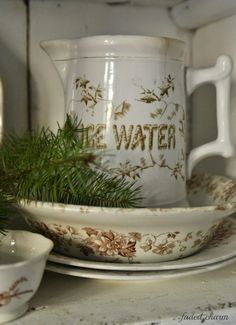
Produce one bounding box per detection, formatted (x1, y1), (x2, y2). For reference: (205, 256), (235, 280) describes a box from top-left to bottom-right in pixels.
(0, 116), (141, 228)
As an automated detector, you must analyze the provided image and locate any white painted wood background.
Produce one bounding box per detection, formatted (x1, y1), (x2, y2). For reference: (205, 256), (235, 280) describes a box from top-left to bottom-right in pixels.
(1, 0), (236, 178)
(192, 14), (236, 178)
(0, 0), (27, 134)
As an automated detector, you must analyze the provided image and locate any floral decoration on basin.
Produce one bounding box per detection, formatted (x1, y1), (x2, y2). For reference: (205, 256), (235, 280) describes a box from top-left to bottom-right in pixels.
(187, 174), (236, 208)
(25, 218), (221, 262)
(19, 174), (236, 263)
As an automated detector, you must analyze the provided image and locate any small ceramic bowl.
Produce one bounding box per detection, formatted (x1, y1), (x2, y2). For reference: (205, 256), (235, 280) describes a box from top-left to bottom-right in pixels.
(0, 230), (53, 323)
(18, 174), (236, 264)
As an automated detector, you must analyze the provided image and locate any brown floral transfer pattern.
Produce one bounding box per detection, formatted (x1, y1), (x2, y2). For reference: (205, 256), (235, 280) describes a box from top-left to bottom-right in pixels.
(25, 219), (93, 256)
(207, 218), (236, 248)
(187, 174), (236, 208)
(72, 75), (131, 120)
(73, 77), (104, 116)
(69, 74), (186, 183)
(0, 277), (33, 307)
(107, 150), (185, 181)
(25, 217), (235, 262)
(83, 228), (137, 258)
(137, 74), (186, 138)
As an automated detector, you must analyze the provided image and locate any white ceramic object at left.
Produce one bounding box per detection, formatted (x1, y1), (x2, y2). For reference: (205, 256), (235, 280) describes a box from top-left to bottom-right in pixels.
(0, 230), (53, 324)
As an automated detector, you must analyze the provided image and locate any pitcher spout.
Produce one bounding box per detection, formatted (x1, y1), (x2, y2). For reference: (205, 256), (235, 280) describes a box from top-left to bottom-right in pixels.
(40, 39), (73, 88)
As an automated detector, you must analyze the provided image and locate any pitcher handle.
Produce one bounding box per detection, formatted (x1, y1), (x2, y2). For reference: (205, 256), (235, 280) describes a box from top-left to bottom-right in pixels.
(0, 79), (3, 144)
(186, 55), (235, 179)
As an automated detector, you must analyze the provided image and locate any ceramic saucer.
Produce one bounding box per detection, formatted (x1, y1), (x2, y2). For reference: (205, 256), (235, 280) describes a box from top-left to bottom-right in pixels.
(46, 255), (236, 281)
(48, 217), (236, 271)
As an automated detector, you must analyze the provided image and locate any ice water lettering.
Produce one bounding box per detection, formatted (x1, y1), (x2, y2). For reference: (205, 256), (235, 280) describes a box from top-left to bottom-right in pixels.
(80, 123), (176, 151)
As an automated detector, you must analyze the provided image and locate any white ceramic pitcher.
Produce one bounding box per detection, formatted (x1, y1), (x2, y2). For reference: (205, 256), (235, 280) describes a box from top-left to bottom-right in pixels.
(41, 35), (234, 207)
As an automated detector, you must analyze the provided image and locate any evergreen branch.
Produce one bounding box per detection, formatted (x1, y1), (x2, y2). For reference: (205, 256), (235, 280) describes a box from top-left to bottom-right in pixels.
(0, 115), (142, 214)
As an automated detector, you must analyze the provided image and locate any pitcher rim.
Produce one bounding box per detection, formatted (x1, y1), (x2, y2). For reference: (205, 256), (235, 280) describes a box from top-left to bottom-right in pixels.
(40, 35), (186, 62)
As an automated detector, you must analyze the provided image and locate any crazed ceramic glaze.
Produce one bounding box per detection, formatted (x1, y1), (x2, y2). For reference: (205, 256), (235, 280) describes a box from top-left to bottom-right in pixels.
(0, 231), (53, 323)
(18, 174), (236, 263)
(41, 35), (234, 207)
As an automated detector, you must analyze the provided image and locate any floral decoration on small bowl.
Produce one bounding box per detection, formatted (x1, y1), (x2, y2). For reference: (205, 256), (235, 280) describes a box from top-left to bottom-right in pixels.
(0, 230), (53, 323)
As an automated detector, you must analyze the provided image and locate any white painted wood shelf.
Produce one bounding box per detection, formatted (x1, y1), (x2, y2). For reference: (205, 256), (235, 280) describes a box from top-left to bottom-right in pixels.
(171, 0), (236, 30)
(42, 0), (185, 8)
(9, 263), (236, 324)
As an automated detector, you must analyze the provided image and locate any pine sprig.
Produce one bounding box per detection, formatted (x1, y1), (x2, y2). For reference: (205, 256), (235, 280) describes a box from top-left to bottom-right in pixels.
(0, 116), (142, 211)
